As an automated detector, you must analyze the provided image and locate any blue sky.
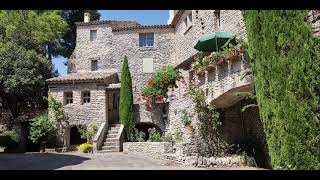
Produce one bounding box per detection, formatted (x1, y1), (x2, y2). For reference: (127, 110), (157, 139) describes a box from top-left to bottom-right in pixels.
(52, 10), (169, 76)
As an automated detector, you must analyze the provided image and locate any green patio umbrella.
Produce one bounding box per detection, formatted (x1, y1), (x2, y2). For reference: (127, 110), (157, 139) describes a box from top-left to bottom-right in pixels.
(194, 31), (236, 52)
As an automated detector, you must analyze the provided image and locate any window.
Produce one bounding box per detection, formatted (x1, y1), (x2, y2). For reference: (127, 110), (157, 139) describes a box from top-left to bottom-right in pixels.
(143, 58), (154, 73)
(91, 60), (98, 71)
(90, 30), (97, 41)
(82, 91), (90, 104)
(64, 92), (73, 105)
(214, 10), (221, 30)
(139, 33), (154, 47)
(184, 12), (193, 31)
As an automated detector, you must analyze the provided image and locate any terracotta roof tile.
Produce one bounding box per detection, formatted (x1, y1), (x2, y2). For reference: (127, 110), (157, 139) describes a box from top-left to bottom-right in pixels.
(75, 20), (140, 26)
(112, 24), (174, 31)
(46, 69), (118, 84)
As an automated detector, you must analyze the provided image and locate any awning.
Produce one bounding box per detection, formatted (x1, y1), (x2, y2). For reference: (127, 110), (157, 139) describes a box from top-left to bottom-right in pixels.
(194, 31), (236, 52)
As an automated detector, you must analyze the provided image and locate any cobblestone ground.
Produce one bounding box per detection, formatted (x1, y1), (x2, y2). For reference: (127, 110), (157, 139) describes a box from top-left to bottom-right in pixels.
(0, 152), (262, 170)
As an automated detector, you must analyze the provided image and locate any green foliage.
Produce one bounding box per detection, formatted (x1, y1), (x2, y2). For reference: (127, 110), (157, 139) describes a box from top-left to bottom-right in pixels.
(141, 66), (181, 107)
(0, 130), (19, 149)
(243, 10), (320, 169)
(181, 109), (192, 126)
(29, 112), (55, 144)
(174, 129), (183, 142)
(0, 10), (67, 118)
(147, 128), (162, 142)
(78, 123), (97, 143)
(240, 151), (258, 167)
(188, 83), (229, 156)
(162, 134), (174, 142)
(119, 56), (135, 139)
(79, 143), (93, 153)
(48, 95), (65, 124)
(128, 128), (146, 142)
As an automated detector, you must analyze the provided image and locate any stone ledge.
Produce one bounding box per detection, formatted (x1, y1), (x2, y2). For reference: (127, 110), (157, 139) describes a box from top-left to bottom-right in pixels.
(123, 142), (173, 160)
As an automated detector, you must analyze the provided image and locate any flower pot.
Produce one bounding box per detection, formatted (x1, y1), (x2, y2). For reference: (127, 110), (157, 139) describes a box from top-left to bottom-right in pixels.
(185, 125), (194, 134)
(228, 52), (239, 61)
(206, 64), (216, 71)
(196, 68), (205, 76)
(217, 59), (227, 66)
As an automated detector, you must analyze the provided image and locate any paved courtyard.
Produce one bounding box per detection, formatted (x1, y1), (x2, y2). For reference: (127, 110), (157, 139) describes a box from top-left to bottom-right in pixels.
(0, 151), (262, 170)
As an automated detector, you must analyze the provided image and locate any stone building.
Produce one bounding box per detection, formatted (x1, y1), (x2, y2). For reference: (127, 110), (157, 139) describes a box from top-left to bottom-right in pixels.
(46, 10), (268, 166)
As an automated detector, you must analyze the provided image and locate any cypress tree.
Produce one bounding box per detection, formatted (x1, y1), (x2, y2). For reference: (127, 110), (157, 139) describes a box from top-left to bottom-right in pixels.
(119, 56), (135, 139)
(243, 10), (320, 169)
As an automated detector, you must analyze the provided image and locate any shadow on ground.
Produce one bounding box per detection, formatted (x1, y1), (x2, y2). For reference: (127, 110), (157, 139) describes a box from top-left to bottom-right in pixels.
(0, 153), (90, 170)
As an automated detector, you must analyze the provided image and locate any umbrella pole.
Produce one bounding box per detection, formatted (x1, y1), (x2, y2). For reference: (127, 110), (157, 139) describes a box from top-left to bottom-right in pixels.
(216, 38), (218, 52)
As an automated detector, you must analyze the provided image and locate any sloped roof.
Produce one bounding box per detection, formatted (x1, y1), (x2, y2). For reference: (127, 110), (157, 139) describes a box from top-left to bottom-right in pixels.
(112, 24), (174, 31)
(75, 20), (141, 27)
(46, 69), (118, 84)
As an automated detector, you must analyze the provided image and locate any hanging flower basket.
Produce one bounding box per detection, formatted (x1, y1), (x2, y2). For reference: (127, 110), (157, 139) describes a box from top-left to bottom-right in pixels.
(217, 58), (227, 66)
(206, 63), (216, 71)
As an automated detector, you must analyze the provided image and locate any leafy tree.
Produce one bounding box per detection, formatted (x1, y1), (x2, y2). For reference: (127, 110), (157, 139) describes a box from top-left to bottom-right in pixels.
(119, 56), (135, 139)
(243, 10), (320, 169)
(0, 10), (67, 118)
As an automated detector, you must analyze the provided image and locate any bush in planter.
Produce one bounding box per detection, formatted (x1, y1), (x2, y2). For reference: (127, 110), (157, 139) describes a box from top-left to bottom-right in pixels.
(161, 135), (174, 142)
(78, 123), (98, 144)
(79, 143), (93, 153)
(0, 130), (20, 151)
(29, 111), (56, 152)
(128, 128), (146, 142)
(147, 128), (162, 142)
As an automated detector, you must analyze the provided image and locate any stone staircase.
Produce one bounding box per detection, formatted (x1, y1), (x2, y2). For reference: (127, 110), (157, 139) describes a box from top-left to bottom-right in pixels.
(100, 124), (122, 153)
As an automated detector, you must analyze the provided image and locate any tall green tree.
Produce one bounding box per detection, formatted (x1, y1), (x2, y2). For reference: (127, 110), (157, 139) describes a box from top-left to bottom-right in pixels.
(243, 10), (320, 169)
(0, 10), (67, 118)
(119, 56), (135, 139)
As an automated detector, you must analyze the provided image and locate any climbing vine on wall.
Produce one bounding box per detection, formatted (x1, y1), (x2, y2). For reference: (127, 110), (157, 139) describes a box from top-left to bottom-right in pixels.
(243, 10), (320, 170)
(188, 83), (229, 157)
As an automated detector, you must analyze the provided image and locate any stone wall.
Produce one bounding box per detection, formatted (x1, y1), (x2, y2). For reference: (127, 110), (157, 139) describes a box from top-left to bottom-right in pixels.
(123, 142), (173, 160)
(171, 10), (247, 66)
(48, 83), (107, 127)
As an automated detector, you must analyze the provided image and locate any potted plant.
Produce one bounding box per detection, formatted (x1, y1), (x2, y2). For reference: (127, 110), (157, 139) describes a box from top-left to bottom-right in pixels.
(196, 66), (206, 76)
(217, 53), (227, 66)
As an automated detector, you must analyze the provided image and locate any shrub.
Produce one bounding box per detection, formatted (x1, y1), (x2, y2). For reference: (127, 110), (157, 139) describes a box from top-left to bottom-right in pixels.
(161, 135), (174, 142)
(119, 56), (135, 139)
(0, 130), (19, 149)
(243, 10), (320, 169)
(79, 143), (93, 153)
(29, 111), (55, 145)
(128, 128), (146, 142)
(240, 151), (258, 167)
(78, 123), (98, 143)
(147, 128), (162, 142)
(181, 109), (192, 126)
(174, 129), (183, 142)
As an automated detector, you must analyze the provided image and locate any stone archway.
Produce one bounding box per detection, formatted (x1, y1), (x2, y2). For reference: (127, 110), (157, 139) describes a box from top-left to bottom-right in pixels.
(69, 125), (86, 146)
(135, 122), (162, 141)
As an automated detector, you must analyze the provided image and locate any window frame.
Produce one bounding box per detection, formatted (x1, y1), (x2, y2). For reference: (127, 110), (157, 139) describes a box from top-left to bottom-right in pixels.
(91, 60), (98, 71)
(82, 91), (91, 104)
(64, 92), (73, 105)
(139, 33), (154, 47)
(90, 30), (97, 41)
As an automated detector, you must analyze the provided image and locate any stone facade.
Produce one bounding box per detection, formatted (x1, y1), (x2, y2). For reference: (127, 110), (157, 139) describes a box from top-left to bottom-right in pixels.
(123, 142), (173, 160)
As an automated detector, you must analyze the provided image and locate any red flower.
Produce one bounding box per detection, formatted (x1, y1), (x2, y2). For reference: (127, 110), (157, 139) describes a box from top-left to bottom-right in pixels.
(149, 79), (156, 87)
(156, 95), (162, 100)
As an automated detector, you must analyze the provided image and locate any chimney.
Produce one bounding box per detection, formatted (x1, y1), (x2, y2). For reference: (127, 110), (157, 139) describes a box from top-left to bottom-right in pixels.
(84, 12), (90, 23)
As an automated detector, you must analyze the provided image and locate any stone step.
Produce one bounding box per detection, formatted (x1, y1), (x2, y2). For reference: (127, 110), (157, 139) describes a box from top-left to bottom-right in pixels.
(102, 146), (118, 151)
(103, 142), (117, 146)
(108, 130), (119, 134)
(104, 138), (118, 143)
(110, 124), (121, 127)
(109, 127), (120, 131)
(107, 134), (117, 138)
(98, 149), (118, 153)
